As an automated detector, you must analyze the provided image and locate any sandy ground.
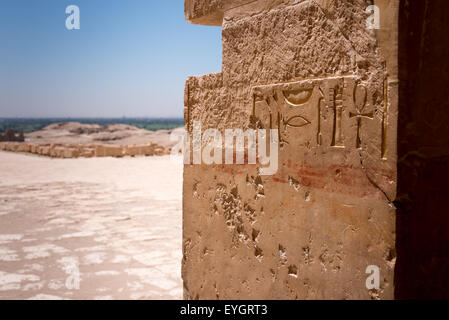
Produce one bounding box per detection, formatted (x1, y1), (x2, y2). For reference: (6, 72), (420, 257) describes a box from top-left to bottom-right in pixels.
(0, 151), (183, 300)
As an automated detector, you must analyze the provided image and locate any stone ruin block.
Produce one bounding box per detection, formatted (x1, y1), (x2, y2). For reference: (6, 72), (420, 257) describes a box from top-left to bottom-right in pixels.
(9, 143), (20, 152)
(2, 142), (10, 151)
(95, 145), (106, 157)
(106, 146), (125, 158)
(95, 145), (125, 158)
(182, 0), (449, 299)
(16, 143), (31, 153)
(63, 147), (80, 159)
(125, 145), (142, 157)
(5, 143), (19, 152)
(80, 147), (95, 158)
(49, 145), (64, 158)
(37, 145), (51, 156)
(142, 145), (156, 156)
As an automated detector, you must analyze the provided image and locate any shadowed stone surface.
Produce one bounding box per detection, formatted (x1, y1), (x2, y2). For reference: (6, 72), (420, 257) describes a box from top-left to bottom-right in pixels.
(395, 0), (449, 300)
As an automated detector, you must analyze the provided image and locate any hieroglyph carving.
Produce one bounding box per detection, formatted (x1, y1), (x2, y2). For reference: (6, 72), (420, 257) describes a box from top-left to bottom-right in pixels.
(252, 76), (385, 158)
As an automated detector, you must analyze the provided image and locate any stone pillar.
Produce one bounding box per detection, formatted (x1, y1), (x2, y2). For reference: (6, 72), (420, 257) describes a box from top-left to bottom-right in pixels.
(183, 0), (399, 299)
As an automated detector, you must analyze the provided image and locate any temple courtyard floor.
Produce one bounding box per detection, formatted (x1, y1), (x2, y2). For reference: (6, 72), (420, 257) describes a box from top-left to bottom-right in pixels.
(0, 151), (182, 300)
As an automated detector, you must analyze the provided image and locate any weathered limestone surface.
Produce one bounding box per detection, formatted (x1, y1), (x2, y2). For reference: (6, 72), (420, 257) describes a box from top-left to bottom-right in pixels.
(183, 0), (400, 299)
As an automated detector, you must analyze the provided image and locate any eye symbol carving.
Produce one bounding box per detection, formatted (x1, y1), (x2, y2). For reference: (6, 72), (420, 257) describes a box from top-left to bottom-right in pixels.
(285, 115), (311, 128)
(282, 89), (313, 129)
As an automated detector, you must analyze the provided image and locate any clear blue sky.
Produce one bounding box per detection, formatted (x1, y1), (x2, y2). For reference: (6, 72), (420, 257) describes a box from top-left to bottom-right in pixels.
(0, 0), (222, 118)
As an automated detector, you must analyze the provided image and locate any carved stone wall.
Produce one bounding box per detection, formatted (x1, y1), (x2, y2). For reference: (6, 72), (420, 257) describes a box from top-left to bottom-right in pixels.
(183, 0), (399, 299)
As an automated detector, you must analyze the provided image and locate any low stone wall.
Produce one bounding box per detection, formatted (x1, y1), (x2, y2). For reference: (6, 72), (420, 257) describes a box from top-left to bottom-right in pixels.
(0, 142), (168, 158)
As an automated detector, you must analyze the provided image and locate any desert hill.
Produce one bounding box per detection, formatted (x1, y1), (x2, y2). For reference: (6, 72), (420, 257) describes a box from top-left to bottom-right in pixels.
(0, 122), (185, 158)
(26, 122), (183, 149)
